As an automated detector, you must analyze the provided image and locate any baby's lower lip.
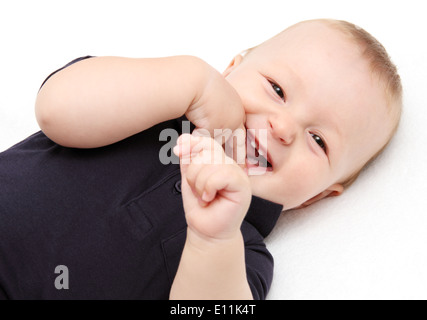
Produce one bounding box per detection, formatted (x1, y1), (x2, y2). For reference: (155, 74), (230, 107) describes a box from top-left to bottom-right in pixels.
(245, 158), (273, 176)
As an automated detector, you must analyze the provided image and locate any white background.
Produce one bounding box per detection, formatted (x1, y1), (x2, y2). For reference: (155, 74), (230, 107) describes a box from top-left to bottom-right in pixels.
(1, 0), (426, 299)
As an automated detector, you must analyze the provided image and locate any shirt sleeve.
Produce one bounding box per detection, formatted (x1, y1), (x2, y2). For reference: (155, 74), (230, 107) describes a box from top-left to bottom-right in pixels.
(241, 221), (275, 300)
(39, 55), (94, 90)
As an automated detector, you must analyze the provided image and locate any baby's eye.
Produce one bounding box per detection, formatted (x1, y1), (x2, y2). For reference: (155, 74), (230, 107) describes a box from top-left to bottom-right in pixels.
(310, 133), (327, 153)
(269, 80), (285, 101)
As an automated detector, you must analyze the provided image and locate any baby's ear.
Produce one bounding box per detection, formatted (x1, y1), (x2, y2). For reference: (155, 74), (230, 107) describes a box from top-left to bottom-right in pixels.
(223, 55), (244, 77)
(297, 184), (344, 209)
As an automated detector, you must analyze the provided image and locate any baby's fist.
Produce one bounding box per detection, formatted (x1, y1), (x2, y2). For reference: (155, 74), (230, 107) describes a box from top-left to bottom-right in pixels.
(173, 134), (251, 241)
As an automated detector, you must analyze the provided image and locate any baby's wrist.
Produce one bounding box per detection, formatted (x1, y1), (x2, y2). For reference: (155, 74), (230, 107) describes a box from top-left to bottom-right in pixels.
(186, 225), (242, 249)
(187, 56), (217, 109)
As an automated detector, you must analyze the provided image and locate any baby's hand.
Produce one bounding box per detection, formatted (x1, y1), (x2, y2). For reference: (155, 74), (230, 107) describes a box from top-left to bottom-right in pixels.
(186, 63), (245, 139)
(173, 134), (251, 241)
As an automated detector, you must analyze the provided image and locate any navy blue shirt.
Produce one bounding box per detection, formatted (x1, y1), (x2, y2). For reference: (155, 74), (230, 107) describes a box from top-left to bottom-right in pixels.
(0, 58), (283, 300)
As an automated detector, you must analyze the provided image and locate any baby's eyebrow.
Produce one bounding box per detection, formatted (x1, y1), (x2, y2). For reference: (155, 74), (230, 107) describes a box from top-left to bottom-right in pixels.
(329, 117), (342, 142)
(280, 65), (302, 92)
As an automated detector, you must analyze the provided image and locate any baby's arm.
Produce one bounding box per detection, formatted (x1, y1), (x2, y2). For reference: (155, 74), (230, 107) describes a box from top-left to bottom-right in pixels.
(170, 134), (253, 300)
(36, 56), (244, 148)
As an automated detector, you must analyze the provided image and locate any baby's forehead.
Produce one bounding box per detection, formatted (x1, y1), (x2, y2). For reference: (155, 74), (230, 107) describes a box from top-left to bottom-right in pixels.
(251, 25), (368, 92)
(256, 21), (359, 60)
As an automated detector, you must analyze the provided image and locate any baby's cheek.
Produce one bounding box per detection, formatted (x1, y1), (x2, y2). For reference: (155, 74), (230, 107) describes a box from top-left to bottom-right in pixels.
(286, 161), (324, 203)
(240, 96), (260, 115)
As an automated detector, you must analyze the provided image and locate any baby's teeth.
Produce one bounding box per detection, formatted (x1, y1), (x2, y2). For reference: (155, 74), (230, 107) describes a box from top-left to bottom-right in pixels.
(258, 149), (265, 157)
(250, 140), (257, 149)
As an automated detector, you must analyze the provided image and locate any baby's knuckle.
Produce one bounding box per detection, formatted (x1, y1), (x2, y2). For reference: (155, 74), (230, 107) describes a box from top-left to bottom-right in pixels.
(194, 174), (206, 193)
(185, 164), (198, 182)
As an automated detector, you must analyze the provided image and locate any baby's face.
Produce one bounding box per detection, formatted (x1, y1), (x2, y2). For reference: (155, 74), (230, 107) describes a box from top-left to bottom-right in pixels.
(224, 21), (392, 210)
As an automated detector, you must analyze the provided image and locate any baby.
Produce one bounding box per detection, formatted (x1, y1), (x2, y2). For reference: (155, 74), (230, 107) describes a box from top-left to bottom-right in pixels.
(0, 19), (401, 300)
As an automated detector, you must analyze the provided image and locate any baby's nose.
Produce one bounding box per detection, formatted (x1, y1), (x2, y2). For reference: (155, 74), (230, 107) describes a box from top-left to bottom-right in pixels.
(269, 115), (296, 145)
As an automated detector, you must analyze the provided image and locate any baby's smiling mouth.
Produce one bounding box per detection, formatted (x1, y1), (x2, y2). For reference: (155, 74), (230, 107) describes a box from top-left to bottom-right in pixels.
(245, 128), (273, 173)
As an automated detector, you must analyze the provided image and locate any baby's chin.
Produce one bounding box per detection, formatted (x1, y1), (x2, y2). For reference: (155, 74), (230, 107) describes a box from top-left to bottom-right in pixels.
(249, 175), (301, 210)
(248, 174), (277, 199)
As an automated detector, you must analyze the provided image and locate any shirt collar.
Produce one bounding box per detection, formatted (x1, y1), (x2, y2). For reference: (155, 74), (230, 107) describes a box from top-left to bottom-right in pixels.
(245, 196), (283, 238)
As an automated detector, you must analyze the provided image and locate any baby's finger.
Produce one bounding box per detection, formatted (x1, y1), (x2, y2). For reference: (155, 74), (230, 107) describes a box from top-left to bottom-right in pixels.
(224, 124), (246, 170)
(172, 133), (193, 158)
(173, 134), (212, 159)
(202, 165), (247, 203)
(173, 134), (227, 166)
(173, 134), (205, 176)
(192, 164), (221, 203)
(202, 170), (232, 205)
